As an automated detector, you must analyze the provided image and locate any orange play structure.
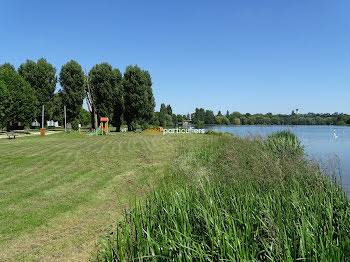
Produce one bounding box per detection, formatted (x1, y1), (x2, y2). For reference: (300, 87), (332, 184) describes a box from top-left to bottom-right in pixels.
(89, 117), (109, 135)
(100, 117), (109, 135)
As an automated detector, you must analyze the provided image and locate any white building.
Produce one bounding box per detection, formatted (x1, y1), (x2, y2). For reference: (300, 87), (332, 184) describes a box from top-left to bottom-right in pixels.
(47, 120), (60, 127)
(31, 120), (60, 127)
(31, 120), (40, 127)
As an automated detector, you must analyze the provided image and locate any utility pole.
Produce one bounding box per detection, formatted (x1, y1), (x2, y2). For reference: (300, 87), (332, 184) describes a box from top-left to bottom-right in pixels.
(40, 105), (45, 136)
(64, 105), (67, 133)
(42, 105), (44, 128)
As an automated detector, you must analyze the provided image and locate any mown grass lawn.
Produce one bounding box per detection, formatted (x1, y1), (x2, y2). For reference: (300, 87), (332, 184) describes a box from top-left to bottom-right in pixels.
(0, 132), (204, 261)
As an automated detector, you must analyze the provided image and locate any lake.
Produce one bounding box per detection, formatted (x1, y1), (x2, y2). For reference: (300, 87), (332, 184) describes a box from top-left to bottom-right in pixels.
(205, 125), (350, 193)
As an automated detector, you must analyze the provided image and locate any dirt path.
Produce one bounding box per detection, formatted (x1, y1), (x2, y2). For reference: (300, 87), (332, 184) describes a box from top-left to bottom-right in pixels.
(0, 131), (61, 139)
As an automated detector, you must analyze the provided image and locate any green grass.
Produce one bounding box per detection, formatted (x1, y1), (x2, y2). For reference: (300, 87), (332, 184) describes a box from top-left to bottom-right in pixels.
(0, 132), (208, 261)
(1, 131), (349, 261)
(267, 130), (304, 156)
(95, 132), (350, 261)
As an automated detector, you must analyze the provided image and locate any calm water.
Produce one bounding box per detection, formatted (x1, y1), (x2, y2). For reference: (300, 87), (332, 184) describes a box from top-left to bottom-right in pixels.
(205, 125), (350, 193)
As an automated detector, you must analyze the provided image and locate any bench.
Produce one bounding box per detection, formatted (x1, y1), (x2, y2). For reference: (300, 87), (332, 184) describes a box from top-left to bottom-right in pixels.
(6, 132), (16, 139)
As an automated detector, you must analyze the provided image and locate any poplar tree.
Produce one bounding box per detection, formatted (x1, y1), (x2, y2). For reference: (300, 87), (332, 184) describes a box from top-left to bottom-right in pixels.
(159, 103), (167, 127)
(89, 63), (117, 121)
(123, 65), (155, 131)
(0, 66), (38, 131)
(112, 68), (124, 131)
(0, 81), (11, 128)
(59, 60), (85, 122)
(18, 58), (57, 125)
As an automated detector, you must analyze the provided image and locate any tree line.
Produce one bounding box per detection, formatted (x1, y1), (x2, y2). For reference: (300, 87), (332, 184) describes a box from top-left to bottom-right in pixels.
(147, 103), (189, 128)
(191, 108), (350, 126)
(1, 59), (348, 131)
(0, 59), (155, 131)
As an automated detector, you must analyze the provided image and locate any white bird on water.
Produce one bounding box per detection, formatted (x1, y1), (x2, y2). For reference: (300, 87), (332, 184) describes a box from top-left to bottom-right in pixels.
(333, 130), (338, 139)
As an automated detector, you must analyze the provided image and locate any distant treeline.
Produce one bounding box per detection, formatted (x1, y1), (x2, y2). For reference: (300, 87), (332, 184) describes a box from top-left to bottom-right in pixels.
(1, 58), (348, 131)
(191, 108), (350, 126)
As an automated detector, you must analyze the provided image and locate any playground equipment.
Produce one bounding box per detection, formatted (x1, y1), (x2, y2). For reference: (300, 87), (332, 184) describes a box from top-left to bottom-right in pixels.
(89, 117), (109, 135)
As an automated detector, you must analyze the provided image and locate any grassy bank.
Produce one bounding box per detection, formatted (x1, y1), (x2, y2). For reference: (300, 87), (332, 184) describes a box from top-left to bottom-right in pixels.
(0, 132), (209, 261)
(96, 132), (350, 261)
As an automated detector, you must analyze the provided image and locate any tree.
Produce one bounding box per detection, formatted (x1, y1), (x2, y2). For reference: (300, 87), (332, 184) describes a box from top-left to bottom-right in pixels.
(176, 114), (183, 124)
(172, 114), (178, 127)
(192, 108), (205, 125)
(84, 69), (98, 130)
(215, 116), (223, 125)
(240, 116), (248, 125)
(229, 112), (242, 124)
(150, 112), (160, 126)
(166, 114), (173, 127)
(59, 60), (85, 123)
(159, 103), (167, 127)
(89, 63), (119, 121)
(18, 58), (57, 126)
(234, 118), (241, 125)
(78, 108), (91, 127)
(142, 70), (155, 126)
(123, 65), (155, 130)
(204, 110), (215, 124)
(0, 63), (16, 72)
(0, 67), (38, 131)
(223, 116), (230, 125)
(0, 81), (11, 128)
(215, 115), (230, 125)
(50, 92), (63, 123)
(167, 104), (172, 115)
(112, 68), (124, 131)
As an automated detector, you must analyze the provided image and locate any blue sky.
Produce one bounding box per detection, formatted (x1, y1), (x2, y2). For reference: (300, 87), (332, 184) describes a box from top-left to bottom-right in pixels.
(1, 0), (349, 115)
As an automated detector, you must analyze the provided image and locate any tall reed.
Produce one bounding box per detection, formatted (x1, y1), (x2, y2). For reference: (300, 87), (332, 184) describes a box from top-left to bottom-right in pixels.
(95, 132), (350, 261)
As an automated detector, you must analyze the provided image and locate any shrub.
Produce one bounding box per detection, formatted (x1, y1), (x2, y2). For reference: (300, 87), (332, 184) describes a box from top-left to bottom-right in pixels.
(141, 122), (150, 131)
(204, 130), (224, 136)
(71, 120), (79, 131)
(195, 120), (204, 128)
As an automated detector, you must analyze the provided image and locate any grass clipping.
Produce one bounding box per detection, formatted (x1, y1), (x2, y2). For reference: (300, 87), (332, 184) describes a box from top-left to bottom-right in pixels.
(95, 131), (350, 261)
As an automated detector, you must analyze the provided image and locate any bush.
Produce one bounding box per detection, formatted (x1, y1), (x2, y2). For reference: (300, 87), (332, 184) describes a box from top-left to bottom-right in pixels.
(195, 120), (204, 128)
(336, 120), (346, 126)
(141, 122), (149, 131)
(71, 120), (79, 131)
(204, 130), (224, 136)
(78, 109), (90, 127)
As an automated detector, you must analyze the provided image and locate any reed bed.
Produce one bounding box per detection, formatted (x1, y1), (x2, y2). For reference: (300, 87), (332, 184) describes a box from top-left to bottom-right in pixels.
(95, 132), (350, 261)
